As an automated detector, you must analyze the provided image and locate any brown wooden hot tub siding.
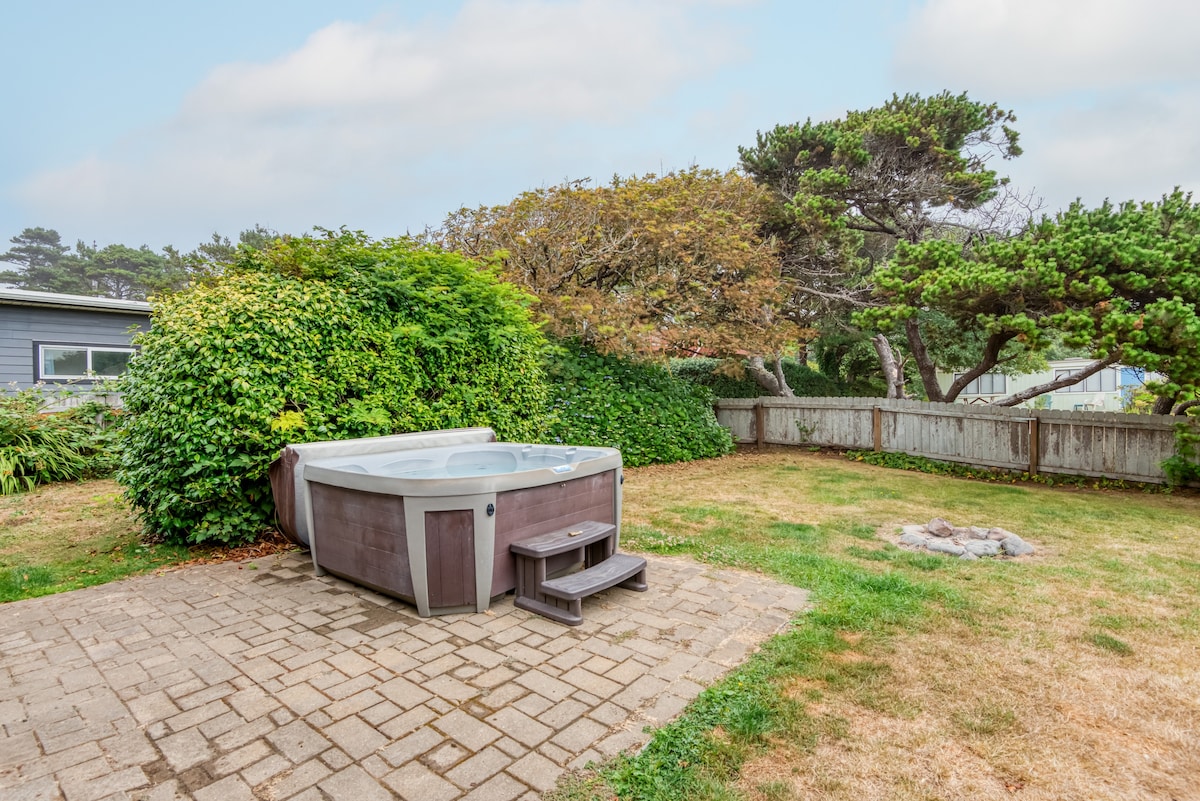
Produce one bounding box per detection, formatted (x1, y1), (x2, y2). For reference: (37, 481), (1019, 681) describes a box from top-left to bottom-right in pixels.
(307, 469), (618, 614)
(307, 483), (415, 601)
(492, 470), (617, 592)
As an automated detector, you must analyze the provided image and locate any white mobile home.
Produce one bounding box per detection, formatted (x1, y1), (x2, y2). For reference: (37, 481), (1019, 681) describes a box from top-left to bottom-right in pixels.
(937, 358), (1158, 411)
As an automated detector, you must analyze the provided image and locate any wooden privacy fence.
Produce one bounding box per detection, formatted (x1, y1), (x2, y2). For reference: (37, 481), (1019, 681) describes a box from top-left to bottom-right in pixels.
(714, 397), (1200, 485)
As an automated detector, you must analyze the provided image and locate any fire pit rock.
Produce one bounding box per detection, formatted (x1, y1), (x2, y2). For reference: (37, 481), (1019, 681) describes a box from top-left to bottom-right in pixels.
(896, 518), (1035, 558)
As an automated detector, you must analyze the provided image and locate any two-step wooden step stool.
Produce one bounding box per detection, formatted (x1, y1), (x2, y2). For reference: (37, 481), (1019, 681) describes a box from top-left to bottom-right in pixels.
(510, 520), (647, 626)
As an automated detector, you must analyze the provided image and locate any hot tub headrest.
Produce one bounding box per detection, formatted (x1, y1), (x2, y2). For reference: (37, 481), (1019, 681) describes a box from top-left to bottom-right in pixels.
(269, 427), (497, 546)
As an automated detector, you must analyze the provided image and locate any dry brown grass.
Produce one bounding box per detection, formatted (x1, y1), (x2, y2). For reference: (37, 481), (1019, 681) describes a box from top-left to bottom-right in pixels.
(0, 479), (138, 562)
(618, 449), (1200, 801)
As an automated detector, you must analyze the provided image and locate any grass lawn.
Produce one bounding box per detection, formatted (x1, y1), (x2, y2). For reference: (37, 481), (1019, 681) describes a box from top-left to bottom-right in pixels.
(0, 479), (292, 602)
(555, 448), (1200, 801)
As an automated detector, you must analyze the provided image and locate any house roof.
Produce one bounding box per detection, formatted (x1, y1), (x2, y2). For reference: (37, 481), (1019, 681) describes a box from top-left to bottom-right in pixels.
(0, 287), (151, 315)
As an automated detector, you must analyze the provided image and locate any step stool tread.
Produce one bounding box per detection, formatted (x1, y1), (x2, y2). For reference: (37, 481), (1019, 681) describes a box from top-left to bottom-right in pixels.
(539, 553), (647, 601)
(509, 520), (616, 558)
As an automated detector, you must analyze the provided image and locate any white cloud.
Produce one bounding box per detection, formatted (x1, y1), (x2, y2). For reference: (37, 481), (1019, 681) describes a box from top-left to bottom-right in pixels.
(1008, 90), (1200, 210)
(16, 0), (743, 246)
(894, 0), (1200, 98)
(889, 0), (1200, 213)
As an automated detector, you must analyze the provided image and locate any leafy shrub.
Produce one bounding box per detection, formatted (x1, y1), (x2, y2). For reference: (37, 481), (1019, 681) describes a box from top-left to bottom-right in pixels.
(1161, 422), (1200, 487)
(0, 386), (119, 494)
(671, 356), (846, 398)
(545, 345), (733, 466)
(118, 231), (549, 545)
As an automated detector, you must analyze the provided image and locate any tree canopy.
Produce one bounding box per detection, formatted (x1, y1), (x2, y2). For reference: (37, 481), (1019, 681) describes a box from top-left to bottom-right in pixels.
(867, 190), (1200, 405)
(0, 225), (281, 300)
(738, 91), (1030, 398)
(436, 168), (798, 362)
(739, 91), (1021, 243)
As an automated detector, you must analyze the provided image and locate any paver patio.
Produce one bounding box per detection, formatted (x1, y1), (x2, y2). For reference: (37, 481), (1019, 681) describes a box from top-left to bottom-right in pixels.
(0, 551), (808, 800)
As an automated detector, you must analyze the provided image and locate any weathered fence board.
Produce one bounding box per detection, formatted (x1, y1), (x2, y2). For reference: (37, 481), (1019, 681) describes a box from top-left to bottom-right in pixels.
(715, 397), (1198, 485)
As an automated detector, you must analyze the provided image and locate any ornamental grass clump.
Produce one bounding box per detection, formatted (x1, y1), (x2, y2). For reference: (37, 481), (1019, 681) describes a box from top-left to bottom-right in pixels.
(0, 387), (119, 494)
(118, 230), (549, 545)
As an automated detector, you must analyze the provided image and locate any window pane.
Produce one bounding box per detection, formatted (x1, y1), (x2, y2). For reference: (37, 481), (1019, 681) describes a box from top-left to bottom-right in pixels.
(90, 349), (133, 376)
(1055, 369), (1084, 392)
(42, 348), (87, 377)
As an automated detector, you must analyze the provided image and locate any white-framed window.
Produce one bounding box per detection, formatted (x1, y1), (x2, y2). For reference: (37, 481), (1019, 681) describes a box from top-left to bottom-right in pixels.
(36, 343), (136, 381)
(1054, 368), (1118, 393)
(955, 372), (1006, 395)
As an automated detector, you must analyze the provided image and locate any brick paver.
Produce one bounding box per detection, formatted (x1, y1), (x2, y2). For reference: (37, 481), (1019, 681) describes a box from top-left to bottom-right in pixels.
(0, 552), (808, 799)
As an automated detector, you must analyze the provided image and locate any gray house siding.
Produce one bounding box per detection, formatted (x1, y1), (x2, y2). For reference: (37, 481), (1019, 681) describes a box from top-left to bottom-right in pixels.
(1, 305), (150, 390)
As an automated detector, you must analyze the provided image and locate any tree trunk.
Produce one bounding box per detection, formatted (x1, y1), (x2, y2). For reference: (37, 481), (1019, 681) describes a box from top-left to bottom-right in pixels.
(871, 334), (906, 399)
(1173, 399), (1200, 415)
(746, 354), (795, 397)
(1151, 395), (1176, 415)
(904, 318), (944, 402)
(941, 332), (1016, 403)
(993, 351), (1122, 406)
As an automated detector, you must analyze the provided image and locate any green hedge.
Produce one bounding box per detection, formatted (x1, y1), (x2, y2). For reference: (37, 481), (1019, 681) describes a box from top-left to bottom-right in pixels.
(118, 232), (549, 545)
(544, 345), (733, 467)
(670, 356), (845, 398)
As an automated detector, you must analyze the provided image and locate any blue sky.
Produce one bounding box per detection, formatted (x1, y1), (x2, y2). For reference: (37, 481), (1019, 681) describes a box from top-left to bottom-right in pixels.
(3, 0), (1197, 253)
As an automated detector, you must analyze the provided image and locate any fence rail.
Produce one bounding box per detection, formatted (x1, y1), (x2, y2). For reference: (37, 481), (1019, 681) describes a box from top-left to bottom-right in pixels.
(714, 397), (1199, 485)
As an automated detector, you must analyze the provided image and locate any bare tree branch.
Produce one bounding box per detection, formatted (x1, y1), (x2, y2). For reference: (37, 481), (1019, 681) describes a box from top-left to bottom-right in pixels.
(992, 351), (1123, 407)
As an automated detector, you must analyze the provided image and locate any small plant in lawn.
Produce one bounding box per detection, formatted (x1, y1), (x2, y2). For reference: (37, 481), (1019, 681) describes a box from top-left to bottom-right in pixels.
(1085, 631), (1135, 655)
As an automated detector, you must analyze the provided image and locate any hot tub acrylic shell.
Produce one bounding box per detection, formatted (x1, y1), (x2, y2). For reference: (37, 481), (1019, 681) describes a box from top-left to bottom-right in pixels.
(299, 438), (623, 617)
(269, 427), (498, 548)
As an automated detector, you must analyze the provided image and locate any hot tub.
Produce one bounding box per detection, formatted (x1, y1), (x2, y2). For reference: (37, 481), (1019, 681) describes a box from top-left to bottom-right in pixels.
(270, 430), (623, 617)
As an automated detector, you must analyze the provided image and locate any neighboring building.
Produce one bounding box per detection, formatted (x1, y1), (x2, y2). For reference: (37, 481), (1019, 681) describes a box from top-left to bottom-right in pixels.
(0, 288), (151, 393)
(936, 357), (1159, 411)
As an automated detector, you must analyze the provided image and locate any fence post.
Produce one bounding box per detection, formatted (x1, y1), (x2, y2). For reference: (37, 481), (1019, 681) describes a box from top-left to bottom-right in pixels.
(1028, 417), (1040, 475)
(755, 401), (766, 450)
(872, 406), (882, 453)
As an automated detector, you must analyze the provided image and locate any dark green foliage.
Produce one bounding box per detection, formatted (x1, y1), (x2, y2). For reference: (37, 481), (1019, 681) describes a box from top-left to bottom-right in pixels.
(1, 227), (188, 300)
(1162, 422), (1200, 487)
(544, 345), (733, 467)
(118, 231), (549, 545)
(739, 91), (1021, 242)
(670, 357), (845, 398)
(869, 191), (1200, 405)
(0, 388), (119, 494)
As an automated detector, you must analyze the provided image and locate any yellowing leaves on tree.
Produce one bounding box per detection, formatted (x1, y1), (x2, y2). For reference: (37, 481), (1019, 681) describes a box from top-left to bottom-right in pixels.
(435, 168), (798, 362)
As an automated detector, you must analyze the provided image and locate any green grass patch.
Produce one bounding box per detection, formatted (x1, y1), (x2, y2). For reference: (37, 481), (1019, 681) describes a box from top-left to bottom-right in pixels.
(1084, 631), (1135, 655)
(0, 537), (194, 603)
(953, 702), (1018, 736)
(0, 478), (245, 603)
